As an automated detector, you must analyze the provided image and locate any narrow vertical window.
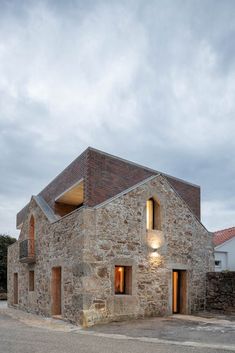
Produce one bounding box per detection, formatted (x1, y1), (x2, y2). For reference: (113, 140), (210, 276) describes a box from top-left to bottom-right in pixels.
(29, 215), (35, 256)
(29, 271), (35, 291)
(114, 266), (132, 295)
(146, 199), (154, 230)
(146, 198), (161, 230)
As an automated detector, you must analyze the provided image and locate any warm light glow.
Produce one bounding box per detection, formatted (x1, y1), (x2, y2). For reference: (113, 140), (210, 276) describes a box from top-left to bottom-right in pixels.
(173, 271), (179, 313)
(151, 250), (159, 258)
(115, 266), (125, 294)
(147, 232), (162, 251)
(146, 199), (154, 230)
(151, 240), (160, 250)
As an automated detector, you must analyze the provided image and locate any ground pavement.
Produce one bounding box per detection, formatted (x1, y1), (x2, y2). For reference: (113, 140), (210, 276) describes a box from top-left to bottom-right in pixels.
(0, 301), (235, 353)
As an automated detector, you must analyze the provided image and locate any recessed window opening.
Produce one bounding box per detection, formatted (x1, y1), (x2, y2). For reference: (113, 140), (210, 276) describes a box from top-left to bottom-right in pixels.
(29, 215), (35, 256)
(146, 198), (161, 230)
(54, 180), (84, 217)
(51, 267), (62, 315)
(215, 260), (222, 267)
(29, 271), (35, 291)
(115, 266), (132, 295)
(29, 215), (35, 240)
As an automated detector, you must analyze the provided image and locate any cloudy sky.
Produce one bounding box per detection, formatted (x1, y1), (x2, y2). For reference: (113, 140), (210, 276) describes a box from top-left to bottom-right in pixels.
(1, 0), (235, 237)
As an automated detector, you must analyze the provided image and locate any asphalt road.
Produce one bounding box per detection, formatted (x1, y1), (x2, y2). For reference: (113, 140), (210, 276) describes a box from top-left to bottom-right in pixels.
(0, 302), (235, 353)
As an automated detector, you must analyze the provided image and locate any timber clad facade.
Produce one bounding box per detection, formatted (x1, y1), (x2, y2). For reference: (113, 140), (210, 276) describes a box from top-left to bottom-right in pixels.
(8, 147), (213, 327)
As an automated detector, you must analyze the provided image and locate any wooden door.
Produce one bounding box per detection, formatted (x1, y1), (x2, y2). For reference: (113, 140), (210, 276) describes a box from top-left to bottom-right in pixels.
(172, 270), (187, 314)
(13, 273), (18, 304)
(172, 270), (179, 313)
(51, 267), (61, 315)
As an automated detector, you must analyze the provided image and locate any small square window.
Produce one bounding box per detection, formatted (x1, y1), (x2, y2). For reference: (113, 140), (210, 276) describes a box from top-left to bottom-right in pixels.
(114, 266), (132, 295)
(29, 270), (35, 291)
(215, 260), (221, 267)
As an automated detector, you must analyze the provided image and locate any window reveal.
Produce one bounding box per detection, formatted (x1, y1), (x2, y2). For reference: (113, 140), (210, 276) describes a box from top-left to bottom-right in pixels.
(114, 266), (132, 295)
(146, 198), (161, 230)
(29, 270), (35, 291)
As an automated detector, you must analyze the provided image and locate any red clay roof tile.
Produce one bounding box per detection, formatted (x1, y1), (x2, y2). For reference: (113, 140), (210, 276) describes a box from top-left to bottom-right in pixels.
(213, 227), (235, 246)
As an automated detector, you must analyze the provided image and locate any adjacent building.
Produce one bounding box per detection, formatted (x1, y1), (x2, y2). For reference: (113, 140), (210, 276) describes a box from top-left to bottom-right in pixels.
(213, 227), (235, 271)
(8, 147), (214, 326)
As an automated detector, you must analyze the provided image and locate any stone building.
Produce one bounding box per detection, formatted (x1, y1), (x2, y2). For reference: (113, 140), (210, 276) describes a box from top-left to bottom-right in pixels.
(8, 147), (214, 326)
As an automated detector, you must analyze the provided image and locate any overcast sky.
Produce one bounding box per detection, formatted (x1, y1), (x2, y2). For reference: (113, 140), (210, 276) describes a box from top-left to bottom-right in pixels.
(1, 0), (235, 237)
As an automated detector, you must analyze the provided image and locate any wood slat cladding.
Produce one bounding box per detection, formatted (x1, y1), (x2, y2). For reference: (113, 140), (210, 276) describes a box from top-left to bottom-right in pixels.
(16, 147), (201, 227)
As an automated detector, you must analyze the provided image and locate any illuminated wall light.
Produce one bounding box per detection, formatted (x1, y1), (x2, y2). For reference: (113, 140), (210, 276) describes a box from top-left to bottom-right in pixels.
(151, 248), (159, 257)
(151, 240), (160, 250)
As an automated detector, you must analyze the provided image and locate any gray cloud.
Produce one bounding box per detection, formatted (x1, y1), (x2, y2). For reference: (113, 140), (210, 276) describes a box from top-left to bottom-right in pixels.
(0, 0), (235, 236)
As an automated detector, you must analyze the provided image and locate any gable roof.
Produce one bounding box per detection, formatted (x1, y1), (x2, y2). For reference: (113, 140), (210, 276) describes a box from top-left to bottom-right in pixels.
(16, 147), (201, 228)
(213, 227), (235, 246)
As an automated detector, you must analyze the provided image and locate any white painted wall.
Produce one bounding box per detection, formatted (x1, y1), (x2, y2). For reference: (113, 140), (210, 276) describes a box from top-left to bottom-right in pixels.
(214, 251), (228, 271)
(214, 237), (235, 271)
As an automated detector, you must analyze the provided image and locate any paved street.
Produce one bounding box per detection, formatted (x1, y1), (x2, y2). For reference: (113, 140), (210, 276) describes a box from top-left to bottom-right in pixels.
(0, 301), (235, 353)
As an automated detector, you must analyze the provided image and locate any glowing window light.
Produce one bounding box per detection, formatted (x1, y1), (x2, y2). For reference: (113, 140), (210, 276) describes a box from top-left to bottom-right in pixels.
(115, 266), (125, 294)
(146, 199), (154, 230)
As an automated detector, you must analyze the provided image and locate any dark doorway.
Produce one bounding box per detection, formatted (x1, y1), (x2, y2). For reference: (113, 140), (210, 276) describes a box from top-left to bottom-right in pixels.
(51, 267), (61, 316)
(13, 273), (18, 305)
(172, 270), (187, 314)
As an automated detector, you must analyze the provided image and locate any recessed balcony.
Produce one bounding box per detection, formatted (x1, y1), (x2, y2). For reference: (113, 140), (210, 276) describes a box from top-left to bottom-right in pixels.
(19, 239), (36, 263)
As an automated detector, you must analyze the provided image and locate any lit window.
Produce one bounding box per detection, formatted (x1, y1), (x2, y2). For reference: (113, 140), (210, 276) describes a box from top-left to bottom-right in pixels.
(29, 271), (34, 291)
(114, 266), (132, 295)
(146, 198), (161, 230)
(146, 199), (154, 230)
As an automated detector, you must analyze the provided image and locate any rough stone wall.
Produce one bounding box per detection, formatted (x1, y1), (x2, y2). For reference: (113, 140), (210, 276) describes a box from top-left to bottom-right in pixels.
(9, 174), (213, 327)
(81, 175), (213, 326)
(206, 272), (235, 313)
(8, 198), (86, 324)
